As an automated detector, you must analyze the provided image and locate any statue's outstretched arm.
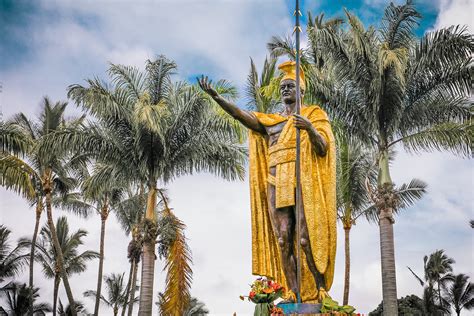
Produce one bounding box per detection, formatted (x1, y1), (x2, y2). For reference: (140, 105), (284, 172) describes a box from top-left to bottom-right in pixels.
(198, 76), (266, 134)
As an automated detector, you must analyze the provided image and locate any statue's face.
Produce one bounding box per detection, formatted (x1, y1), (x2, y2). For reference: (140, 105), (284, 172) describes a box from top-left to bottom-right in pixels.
(279, 79), (302, 104)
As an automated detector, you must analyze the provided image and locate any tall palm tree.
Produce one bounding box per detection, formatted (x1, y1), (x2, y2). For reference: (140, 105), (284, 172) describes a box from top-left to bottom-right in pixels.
(65, 166), (129, 316)
(0, 225), (28, 286)
(1, 283), (52, 315)
(443, 273), (474, 316)
(336, 130), (427, 305)
(335, 131), (373, 306)
(0, 98), (86, 315)
(288, 2), (473, 313)
(84, 273), (129, 316)
(113, 188), (147, 316)
(44, 55), (246, 314)
(21, 216), (99, 315)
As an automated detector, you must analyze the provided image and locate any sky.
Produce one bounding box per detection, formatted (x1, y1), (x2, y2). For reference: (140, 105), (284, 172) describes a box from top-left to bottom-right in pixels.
(0, 0), (473, 315)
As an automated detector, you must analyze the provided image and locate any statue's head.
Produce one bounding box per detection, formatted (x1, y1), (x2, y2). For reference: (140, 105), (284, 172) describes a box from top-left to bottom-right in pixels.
(278, 61), (305, 104)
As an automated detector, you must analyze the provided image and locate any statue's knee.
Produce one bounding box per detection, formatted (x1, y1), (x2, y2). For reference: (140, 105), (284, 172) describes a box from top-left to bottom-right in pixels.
(300, 238), (309, 248)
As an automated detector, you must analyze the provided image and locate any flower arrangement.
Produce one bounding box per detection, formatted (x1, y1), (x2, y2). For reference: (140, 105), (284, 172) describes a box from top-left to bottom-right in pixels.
(240, 277), (286, 316)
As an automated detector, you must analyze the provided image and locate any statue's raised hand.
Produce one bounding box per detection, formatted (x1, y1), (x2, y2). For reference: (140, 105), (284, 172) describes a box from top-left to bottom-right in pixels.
(197, 75), (219, 98)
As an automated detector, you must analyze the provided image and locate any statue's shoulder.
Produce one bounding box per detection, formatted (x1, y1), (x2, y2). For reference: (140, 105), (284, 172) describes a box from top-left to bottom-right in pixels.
(253, 112), (286, 126)
(302, 105), (329, 121)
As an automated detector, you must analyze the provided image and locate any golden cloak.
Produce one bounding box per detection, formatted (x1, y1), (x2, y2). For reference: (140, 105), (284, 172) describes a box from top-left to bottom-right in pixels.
(249, 105), (336, 303)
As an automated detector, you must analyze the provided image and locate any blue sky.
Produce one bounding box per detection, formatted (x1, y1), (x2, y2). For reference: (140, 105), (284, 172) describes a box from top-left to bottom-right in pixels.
(1, 0), (473, 315)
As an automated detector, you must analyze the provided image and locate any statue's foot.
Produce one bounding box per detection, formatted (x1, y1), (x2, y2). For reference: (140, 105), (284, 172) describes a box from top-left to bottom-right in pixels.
(280, 290), (297, 303)
(317, 288), (330, 302)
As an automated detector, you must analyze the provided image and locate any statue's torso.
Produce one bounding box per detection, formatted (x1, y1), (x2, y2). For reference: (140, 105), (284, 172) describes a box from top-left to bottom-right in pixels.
(265, 121), (287, 177)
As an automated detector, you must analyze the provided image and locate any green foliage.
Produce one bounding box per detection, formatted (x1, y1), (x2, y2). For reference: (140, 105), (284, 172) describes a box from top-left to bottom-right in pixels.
(443, 273), (474, 315)
(0, 225), (28, 284)
(369, 294), (425, 315)
(57, 300), (88, 316)
(84, 273), (129, 312)
(299, 1), (473, 159)
(60, 56), (247, 188)
(0, 282), (52, 315)
(321, 297), (356, 314)
(20, 217), (99, 280)
(407, 250), (456, 314)
(245, 57), (281, 114)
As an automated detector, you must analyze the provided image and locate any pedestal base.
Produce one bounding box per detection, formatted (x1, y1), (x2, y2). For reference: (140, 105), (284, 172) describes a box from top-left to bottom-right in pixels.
(276, 303), (322, 315)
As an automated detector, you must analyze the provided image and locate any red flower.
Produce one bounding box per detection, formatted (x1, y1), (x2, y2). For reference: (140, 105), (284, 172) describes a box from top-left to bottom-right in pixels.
(249, 291), (256, 299)
(271, 282), (282, 291)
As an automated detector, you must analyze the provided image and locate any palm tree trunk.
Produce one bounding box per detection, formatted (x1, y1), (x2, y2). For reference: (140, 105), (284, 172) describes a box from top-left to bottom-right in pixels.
(138, 184), (157, 316)
(343, 225), (351, 306)
(28, 200), (42, 316)
(121, 261), (134, 316)
(379, 211), (398, 315)
(94, 202), (108, 316)
(53, 274), (60, 316)
(128, 259), (138, 316)
(377, 150), (398, 316)
(45, 190), (77, 316)
(138, 243), (155, 315)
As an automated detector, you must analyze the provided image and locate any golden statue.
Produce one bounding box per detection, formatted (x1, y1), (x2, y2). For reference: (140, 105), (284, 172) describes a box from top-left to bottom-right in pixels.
(198, 61), (336, 303)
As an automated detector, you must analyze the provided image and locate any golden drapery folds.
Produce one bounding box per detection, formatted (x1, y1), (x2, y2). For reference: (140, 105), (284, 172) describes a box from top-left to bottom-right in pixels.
(248, 105), (336, 303)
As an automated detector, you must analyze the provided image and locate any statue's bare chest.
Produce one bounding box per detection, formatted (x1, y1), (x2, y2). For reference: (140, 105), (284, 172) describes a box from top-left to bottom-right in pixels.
(265, 121), (288, 147)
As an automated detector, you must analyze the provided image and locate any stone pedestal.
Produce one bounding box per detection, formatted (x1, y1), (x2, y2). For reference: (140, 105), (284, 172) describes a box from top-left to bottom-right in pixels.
(277, 303), (322, 315)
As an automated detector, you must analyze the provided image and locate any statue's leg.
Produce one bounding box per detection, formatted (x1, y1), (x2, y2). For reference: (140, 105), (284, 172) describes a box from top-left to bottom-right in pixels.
(299, 209), (326, 291)
(267, 184), (298, 294)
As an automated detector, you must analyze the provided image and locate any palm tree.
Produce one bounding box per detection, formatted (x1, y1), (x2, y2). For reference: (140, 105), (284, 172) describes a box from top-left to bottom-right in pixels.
(291, 2), (473, 313)
(57, 300), (87, 316)
(44, 55), (246, 314)
(113, 188), (147, 316)
(245, 56), (280, 114)
(335, 131), (374, 306)
(64, 166), (128, 316)
(84, 273), (129, 316)
(1, 283), (52, 315)
(157, 293), (209, 316)
(335, 130), (427, 306)
(22, 216), (99, 315)
(427, 250), (456, 308)
(408, 250), (455, 314)
(0, 98), (86, 315)
(443, 273), (474, 316)
(0, 225), (28, 286)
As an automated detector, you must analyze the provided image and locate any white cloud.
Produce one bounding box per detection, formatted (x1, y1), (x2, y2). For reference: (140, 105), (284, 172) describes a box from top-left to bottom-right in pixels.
(433, 0), (473, 32)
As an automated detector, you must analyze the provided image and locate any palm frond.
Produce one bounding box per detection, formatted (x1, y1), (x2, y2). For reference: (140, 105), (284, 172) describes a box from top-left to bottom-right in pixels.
(0, 155), (37, 199)
(160, 209), (192, 316)
(408, 266), (425, 287)
(394, 122), (473, 157)
(146, 55), (177, 104)
(395, 178), (427, 210)
(380, 0), (420, 49)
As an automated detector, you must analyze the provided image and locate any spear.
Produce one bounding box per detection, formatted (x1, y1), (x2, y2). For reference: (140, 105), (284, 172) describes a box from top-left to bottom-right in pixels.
(294, 0), (303, 304)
